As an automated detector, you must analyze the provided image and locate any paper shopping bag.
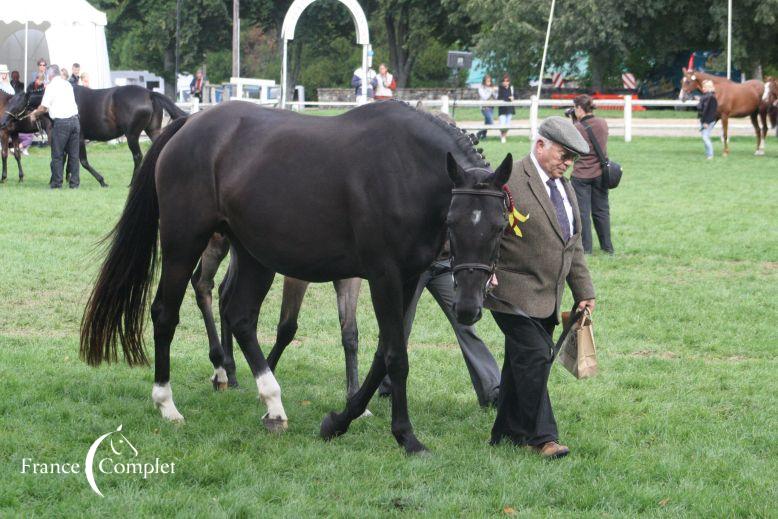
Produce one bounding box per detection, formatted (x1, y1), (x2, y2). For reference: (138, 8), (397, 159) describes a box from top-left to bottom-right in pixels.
(558, 308), (598, 379)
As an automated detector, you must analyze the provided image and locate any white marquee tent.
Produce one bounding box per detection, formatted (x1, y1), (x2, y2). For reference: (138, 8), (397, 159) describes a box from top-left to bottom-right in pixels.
(0, 0), (111, 89)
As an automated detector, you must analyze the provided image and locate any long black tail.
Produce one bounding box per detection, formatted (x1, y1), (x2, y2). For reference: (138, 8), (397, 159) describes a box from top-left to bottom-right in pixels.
(80, 117), (188, 366)
(151, 91), (188, 120)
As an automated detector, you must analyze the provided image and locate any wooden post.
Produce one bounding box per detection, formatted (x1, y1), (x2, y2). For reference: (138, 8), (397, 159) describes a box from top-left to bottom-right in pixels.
(624, 95), (632, 142)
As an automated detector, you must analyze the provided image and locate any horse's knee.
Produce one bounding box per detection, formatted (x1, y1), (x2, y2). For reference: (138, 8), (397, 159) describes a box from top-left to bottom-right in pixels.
(341, 327), (358, 354)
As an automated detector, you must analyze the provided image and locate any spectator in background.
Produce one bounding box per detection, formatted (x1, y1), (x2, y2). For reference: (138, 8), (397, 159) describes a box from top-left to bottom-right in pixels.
(69, 63), (81, 87)
(374, 63), (396, 101)
(697, 80), (718, 160)
(28, 72), (46, 95)
(0, 65), (14, 94)
(79, 72), (90, 88)
(60, 67), (70, 81)
(30, 58), (47, 84)
(190, 69), (204, 102)
(571, 94), (614, 255)
(477, 74), (496, 140)
(351, 65), (377, 102)
(10, 71), (24, 94)
(497, 74), (516, 144)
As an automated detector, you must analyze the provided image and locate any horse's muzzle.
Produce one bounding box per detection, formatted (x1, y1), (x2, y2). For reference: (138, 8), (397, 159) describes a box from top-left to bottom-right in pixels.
(452, 302), (483, 326)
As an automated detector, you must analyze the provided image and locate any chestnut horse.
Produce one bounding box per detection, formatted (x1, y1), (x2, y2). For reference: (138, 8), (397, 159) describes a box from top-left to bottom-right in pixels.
(680, 68), (765, 156)
(759, 76), (778, 140)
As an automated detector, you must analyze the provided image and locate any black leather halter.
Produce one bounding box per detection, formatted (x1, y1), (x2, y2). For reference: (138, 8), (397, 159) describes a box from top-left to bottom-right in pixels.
(449, 187), (509, 290)
(5, 97), (31, 121)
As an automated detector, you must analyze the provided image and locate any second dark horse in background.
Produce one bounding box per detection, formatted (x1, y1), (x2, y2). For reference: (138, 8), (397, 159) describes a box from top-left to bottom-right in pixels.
(0, 85), (187, 186)
(190, 233), (363, 399)
(73, 84), (188, 186)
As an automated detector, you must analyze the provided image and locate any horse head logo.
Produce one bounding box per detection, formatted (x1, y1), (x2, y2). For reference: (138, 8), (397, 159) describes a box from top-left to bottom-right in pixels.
(85, 424), (137, 497)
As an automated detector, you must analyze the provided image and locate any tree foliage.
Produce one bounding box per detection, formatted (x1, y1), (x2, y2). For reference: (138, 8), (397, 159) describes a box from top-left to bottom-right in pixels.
(90, 0), (778, 97)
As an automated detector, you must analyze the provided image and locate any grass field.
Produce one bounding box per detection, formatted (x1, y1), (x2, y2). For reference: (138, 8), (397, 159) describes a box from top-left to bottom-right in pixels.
(1, 132), (777, 517)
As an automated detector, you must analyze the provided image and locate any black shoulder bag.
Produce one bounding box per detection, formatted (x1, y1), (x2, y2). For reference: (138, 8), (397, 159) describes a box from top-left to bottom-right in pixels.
(582, 122), (622, 189)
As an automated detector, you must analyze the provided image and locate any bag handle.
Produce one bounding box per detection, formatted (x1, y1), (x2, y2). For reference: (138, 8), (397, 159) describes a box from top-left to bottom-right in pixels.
(581, 122), (608, 166)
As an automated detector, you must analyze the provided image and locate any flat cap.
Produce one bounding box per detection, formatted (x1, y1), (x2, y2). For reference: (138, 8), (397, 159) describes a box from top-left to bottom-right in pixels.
(537, 116), (590, 155)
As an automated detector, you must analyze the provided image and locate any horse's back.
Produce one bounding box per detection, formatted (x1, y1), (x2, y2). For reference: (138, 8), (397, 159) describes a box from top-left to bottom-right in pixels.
(155, 100), (449, 280)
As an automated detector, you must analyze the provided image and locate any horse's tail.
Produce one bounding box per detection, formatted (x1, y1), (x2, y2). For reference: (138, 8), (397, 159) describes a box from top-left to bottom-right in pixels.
(150, 91), (188, 120)
(80, 117), (188, 367)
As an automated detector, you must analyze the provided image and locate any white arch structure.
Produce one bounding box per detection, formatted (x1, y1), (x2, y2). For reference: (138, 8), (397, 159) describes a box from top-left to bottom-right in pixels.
(280, 0), (370, 108)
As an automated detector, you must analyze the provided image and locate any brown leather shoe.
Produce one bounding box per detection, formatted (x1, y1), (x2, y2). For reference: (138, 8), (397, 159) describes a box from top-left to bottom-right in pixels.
(528, 441), (570, 459)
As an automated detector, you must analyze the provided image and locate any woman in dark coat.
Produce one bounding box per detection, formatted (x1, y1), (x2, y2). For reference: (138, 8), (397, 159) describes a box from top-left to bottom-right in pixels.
(697, 80), (718, 159)
(497, 74), (515, 143)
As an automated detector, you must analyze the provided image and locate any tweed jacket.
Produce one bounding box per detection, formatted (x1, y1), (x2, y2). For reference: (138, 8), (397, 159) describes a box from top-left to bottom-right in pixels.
(485, 155), (595, 322)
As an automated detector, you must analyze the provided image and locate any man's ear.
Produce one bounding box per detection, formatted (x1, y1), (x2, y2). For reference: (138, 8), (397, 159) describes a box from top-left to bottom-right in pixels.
(492, 154), (512, 187)
(447, 152), (465, 186)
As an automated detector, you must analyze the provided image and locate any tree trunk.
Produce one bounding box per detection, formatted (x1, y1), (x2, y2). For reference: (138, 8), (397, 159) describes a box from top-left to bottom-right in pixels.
(164, 46), (175, 98)
(589, 50), (607, 92)
(384, 6), (413, 88)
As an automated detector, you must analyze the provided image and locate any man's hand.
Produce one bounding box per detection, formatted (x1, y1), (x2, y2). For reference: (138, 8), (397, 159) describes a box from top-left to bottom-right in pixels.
(27, 111), (38, 122)
(576, 299), (595, 314)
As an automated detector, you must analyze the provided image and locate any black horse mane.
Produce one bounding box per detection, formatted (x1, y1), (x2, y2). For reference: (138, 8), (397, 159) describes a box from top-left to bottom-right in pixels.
(386, 100), (490, 170)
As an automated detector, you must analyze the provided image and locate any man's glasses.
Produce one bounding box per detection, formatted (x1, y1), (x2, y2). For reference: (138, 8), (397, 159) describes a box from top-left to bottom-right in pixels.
(560, 148), (579, 163)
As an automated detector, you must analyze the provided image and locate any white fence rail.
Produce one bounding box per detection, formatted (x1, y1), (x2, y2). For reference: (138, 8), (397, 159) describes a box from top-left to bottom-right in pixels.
(176, 95), (707, 142)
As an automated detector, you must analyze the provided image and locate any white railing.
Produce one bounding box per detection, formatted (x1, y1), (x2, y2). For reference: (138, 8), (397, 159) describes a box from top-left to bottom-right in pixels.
(176, 95), (709, 142)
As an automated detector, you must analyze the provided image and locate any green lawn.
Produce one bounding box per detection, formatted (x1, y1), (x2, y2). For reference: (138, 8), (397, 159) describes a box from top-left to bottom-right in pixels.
(0, 133), (776, 517)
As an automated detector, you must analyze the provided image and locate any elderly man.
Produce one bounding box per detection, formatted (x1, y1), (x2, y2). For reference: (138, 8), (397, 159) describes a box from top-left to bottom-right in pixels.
(486, 116), (596, 459)
(28, 65), (80, 189)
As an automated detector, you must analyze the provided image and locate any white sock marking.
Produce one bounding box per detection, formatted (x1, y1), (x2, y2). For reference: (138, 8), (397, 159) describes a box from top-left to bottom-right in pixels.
(152, 383), (184, 422)
(213, 367), (228, 384)
(256, 371), (287, 421)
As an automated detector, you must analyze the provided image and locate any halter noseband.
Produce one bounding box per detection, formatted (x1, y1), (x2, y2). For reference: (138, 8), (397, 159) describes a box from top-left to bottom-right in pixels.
(449, 187), (509, 292)
(4, 95), (33, 122)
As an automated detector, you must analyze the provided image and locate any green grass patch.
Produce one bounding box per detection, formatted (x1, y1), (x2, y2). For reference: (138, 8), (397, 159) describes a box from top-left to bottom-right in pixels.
(0, 134), (776, 516)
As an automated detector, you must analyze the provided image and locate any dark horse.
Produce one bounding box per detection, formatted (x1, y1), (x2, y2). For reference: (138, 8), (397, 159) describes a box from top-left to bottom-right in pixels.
(190, 232), (363, 399)
(680, 68), (766, 156)
(0, 85), (187, 186)
(80, 100), (512, 454)
(0, 91), (52, 183)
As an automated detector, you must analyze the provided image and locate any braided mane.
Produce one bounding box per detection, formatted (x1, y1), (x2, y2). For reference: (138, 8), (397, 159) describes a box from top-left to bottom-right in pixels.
(386, 100), (490, 169)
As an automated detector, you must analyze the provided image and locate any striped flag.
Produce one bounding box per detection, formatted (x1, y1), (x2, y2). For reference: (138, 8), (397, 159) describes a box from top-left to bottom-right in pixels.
(622, 73), (637, 90)
(552, 72), (564, 88)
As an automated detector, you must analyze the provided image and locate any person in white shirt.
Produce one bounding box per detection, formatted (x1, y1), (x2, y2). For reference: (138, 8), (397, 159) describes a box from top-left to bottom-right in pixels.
(351, 66), (377, 103)
(476, 74), (496, 140)
(0, 65), (15, 95)
(28, 65), (81, 189)
(374, 63), (396, 100)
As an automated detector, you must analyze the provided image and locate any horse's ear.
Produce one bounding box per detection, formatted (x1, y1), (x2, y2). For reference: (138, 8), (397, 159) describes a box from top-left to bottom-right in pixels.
(446, 152), (465, 186)
(491, 153), (512, 187)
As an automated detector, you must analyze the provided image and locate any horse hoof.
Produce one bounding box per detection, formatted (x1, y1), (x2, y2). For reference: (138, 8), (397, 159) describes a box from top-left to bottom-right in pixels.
(404, 439), (430, 456)
(262, 413), (288, 433)
(160, 408), (185, 423)
(101, 182), (109, 188)
(755, 150), (765, 156)
(320, 411), (347, 440)
(228, 379), (239, 389)
(211, 379), (228, 391)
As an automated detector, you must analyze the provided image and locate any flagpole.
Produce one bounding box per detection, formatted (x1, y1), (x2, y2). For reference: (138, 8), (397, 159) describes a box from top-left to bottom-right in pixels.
(726, 0), (732, 79)
(537, 0), (556, 99)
